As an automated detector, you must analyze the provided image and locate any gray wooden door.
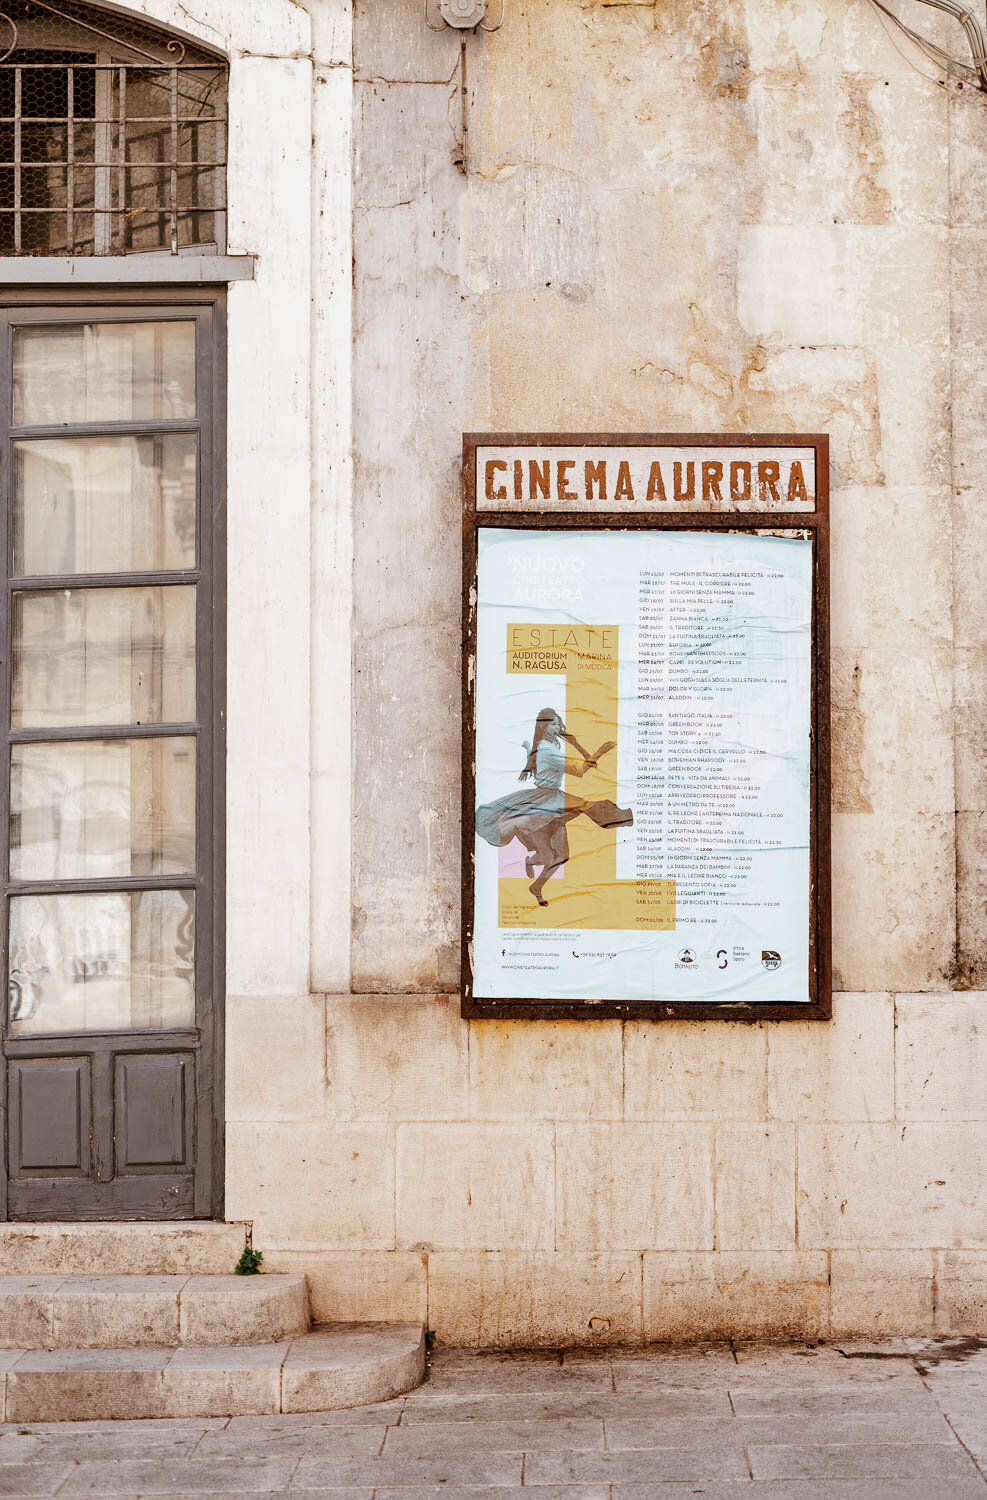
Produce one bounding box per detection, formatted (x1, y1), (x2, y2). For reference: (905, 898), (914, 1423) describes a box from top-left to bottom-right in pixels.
(0, 298), (224, 1220)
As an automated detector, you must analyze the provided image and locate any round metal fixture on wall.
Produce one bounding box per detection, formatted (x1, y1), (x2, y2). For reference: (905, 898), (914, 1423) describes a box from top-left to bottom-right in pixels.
(438, 0), (485, 27)
(425, 0), (504, 32)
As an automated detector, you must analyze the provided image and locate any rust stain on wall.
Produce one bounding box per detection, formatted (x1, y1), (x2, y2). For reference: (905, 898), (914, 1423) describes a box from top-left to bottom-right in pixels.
(837, 77), (892, 225)
(831, 652), (873, 815)
(698, 36), (751, 100)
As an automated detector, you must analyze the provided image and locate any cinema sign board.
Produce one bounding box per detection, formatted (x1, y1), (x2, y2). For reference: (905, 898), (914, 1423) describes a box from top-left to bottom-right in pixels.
(461, 433), (831, 1022)
(479, 443), (818, 512)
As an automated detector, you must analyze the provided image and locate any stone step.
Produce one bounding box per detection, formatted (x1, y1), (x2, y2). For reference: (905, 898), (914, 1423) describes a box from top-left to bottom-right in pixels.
(0, 1274), (310, 1348)
(0, 1221), (249, 1275)
(0, 1324), (426, 1421)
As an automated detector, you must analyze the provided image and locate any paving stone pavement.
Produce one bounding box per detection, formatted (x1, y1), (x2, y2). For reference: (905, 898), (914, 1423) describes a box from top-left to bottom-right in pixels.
(0, 1338), (982, 1497)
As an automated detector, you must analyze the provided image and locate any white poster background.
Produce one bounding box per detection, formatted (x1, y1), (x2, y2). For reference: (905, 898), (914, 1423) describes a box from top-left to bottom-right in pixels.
(472, 527), (813, 1004)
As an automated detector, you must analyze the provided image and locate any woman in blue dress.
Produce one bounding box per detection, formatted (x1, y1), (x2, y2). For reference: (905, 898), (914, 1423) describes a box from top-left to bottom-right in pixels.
(475, 707), (632, 906)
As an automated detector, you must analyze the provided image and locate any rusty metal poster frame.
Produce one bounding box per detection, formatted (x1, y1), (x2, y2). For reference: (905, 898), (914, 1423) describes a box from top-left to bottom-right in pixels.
(461, 431), (831, 1023)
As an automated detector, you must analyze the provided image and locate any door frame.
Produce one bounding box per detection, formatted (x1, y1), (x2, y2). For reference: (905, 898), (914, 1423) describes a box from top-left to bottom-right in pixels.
(0, 283), (226, 1221)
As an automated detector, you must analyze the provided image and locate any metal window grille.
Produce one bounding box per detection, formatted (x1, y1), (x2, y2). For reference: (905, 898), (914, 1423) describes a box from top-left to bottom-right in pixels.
(0, 0), (227, 256)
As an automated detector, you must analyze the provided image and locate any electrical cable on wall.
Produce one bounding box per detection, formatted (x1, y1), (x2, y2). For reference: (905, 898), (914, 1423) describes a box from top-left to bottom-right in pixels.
(424, 0), (506, 174)
(868, 0), (987, 89)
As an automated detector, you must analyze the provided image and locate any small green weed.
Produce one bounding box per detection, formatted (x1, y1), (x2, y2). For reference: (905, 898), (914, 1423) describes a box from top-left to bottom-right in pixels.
(234, 1246), (264, 1276)
(425, 1329), (437, 1352)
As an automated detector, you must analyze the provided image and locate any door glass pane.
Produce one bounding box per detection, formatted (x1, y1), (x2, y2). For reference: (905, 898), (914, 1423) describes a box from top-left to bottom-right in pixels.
(12, 586), (195, 728)
(13, 321), (196, 426)
(11, 738), (196, 880)
(8, 890), (195, 1035)
(13, 434), (197, 576)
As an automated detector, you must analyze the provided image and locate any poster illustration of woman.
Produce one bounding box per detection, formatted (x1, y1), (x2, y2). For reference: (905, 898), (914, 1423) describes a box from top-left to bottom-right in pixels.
(475, 707), (633, 907)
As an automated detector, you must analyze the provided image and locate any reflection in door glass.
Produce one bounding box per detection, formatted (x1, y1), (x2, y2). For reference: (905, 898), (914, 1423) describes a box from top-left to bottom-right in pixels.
(8, 890), (195, 1035)
(12, 586), (196, 728)
(11, 738), (196, 880)
(13, 321), (196, 425)
(14, 433), (197, 576)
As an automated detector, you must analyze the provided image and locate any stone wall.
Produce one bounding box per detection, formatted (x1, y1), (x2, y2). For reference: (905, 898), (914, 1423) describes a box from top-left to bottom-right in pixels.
(224, 0), (987, 1343)
(234, 990), (985, 1343)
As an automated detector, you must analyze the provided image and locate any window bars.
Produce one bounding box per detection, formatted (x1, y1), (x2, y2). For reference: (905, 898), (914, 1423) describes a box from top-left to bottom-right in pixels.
(0, 0), (227, 256)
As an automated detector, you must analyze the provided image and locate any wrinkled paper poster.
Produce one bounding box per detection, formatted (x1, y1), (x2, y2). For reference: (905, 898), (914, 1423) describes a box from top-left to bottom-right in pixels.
(472, 525), (813, 1004)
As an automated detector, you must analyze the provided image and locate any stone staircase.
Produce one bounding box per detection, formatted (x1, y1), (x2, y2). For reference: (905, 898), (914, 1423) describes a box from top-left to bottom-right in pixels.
(0, 1224), (425, 1421)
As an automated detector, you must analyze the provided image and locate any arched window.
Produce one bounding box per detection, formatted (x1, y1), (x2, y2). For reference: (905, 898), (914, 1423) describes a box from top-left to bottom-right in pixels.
(0, 0), (227, 256)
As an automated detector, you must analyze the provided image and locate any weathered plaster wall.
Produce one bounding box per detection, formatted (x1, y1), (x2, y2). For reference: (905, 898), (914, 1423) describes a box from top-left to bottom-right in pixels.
(224, 0), (987, 1343)
(349, 0), (977, 996)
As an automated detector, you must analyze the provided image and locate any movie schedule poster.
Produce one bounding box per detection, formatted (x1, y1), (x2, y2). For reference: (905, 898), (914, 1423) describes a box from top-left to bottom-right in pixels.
(468, 509), (820, 1010)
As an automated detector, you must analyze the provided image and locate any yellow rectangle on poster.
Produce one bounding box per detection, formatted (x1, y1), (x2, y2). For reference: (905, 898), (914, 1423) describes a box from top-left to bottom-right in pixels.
(498, 622), (675, 932)
(499, 876), (675, 930)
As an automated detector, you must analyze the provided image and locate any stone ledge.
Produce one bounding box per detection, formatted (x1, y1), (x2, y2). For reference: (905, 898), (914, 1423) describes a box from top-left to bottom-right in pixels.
(0, 1323), (425, 1421)
(0, 1273), (310, 1350)
(0, 1222), (250, 1276)
(0, 254), (255, 284)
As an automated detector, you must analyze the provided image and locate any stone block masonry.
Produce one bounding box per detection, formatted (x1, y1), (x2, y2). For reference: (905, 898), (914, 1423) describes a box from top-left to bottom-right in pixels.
(232, 992), (987, 1344)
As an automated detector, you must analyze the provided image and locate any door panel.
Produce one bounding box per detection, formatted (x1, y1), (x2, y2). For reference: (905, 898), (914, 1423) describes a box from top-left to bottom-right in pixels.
(115, 1053), (193, 1172)
(9, 1056), (92, 1175)
(7, 1174), (195, 1221)
(7, 1037), (196, 1219)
